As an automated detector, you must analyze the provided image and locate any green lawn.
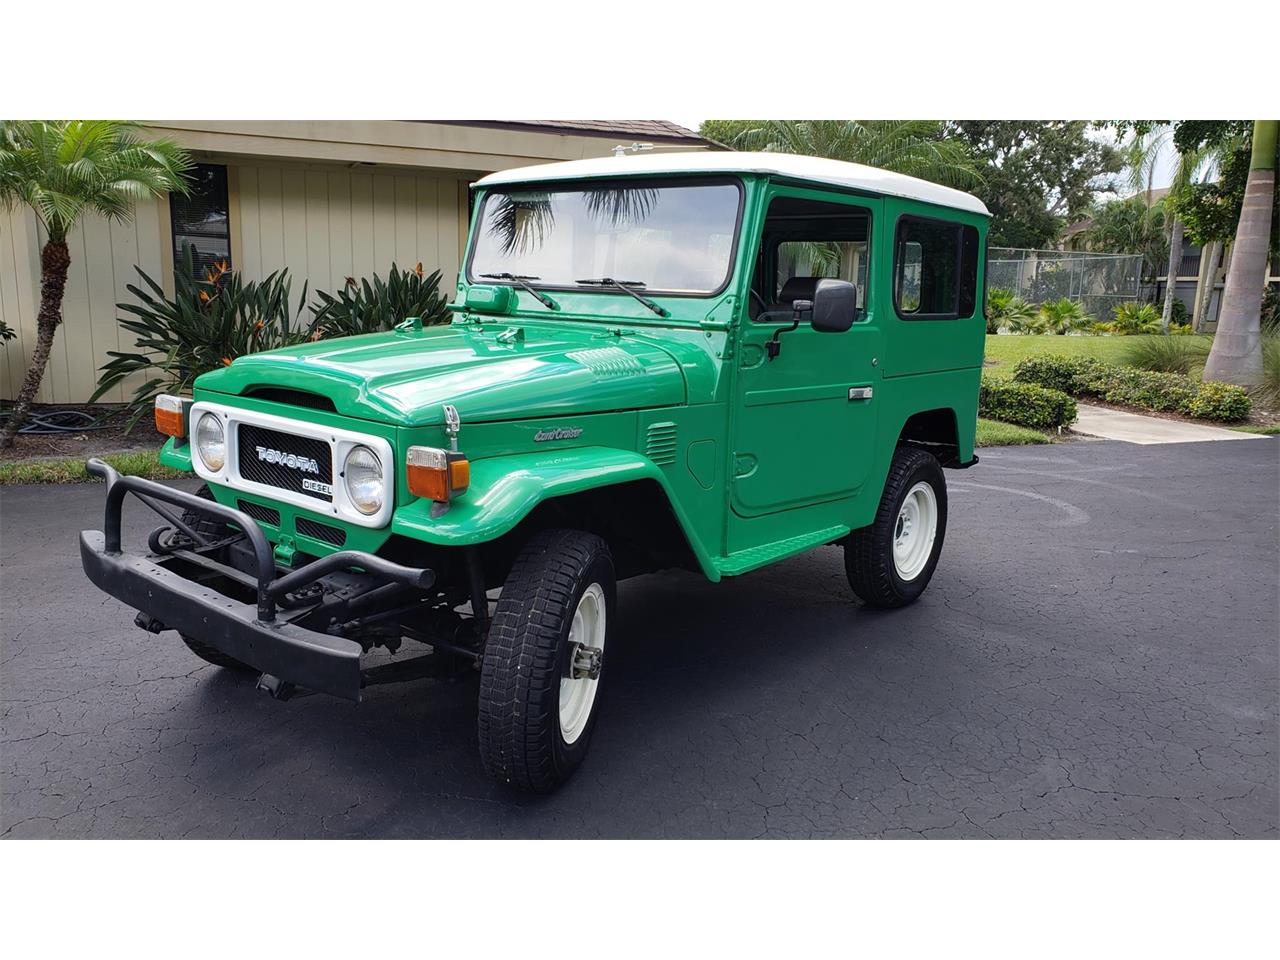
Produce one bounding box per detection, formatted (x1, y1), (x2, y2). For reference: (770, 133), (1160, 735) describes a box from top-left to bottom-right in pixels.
(975, 418), (1052, 447)
(1232, 424), (1280, 435)
(0, 450), (183, 485)
(982, 334), (1152, 380)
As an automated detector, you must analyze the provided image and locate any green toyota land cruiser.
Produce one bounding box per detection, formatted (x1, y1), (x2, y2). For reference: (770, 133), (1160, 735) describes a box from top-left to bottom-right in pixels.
(81, 151), (989, 792)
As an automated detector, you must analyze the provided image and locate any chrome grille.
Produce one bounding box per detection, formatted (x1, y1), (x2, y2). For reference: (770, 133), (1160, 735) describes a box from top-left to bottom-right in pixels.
(237, 424), (333, 501)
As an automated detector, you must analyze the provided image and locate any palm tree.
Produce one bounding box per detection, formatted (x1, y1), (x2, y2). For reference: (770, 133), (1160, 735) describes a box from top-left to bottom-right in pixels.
(0, 121), (191, 447)
(1204, 120), (1278, 387)
(1122, 127), (1168, 209)
(1159, 143), (1211, 331)
(731, 120), (980, 189)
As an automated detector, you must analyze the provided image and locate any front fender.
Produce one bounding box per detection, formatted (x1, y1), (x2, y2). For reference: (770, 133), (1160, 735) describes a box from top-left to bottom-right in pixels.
(390, 446), (719, 579)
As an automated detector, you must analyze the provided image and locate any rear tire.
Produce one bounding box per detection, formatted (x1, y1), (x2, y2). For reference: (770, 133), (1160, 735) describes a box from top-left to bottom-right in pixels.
(845, 447), (947, 609)
(478, 529), (615, 793)
(178, 484), (255, 672)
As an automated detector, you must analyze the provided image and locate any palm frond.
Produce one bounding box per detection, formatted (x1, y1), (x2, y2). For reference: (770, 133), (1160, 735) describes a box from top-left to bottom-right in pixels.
(0, 121), (193, 240)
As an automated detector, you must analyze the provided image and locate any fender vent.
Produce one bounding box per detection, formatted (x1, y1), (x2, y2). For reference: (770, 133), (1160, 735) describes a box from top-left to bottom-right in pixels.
(645, 421), (678, 465)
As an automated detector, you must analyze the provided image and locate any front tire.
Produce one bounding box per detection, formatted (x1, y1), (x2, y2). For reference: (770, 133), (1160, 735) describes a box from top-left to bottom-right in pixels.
(478, 529), (615, 793)
(844, 447), (948, 609)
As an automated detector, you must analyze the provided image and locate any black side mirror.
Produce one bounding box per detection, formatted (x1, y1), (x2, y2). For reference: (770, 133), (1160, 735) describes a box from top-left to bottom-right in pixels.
(809, 278), (857, 333)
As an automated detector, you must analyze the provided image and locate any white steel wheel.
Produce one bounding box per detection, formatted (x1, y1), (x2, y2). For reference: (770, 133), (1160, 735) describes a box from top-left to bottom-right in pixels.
(892, 481), (938, 582)
(559, 582), (606, 745)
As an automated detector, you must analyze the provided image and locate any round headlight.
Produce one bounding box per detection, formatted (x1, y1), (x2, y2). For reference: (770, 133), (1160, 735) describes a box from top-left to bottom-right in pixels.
(343, 445), (384, 515)
(195, 413), (225, 472)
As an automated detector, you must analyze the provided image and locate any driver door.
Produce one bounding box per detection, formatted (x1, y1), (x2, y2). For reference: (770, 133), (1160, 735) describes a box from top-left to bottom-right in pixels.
(730, 189), (882, 525)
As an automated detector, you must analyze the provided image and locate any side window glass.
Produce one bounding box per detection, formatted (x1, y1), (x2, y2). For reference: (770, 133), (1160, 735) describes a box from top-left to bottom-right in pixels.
(774, 240), (869, 300)
(894, 217), (980, 320)
(897, 241), (923, 312)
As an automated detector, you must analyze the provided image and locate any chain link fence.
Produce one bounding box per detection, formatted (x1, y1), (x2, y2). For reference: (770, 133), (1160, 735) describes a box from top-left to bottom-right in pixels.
(987, 248), (1144, 321)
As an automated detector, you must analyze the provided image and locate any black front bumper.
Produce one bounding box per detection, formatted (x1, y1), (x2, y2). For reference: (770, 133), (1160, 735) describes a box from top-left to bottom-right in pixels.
(78, 458), (435, 702)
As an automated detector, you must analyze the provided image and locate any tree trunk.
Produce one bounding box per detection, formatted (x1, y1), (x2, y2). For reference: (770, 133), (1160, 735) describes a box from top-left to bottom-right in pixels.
(1194, 240), (1222, 332)
(1204, 120), (1278, 387)
(1161, 217), (1185, 332)
(0, 240), (70, 448)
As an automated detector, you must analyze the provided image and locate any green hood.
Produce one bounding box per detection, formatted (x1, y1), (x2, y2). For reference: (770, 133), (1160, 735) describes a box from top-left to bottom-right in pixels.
(195, 322), (686, 426)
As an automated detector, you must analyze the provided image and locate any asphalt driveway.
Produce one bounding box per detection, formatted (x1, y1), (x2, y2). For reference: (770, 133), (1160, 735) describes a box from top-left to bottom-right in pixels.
(2, 438), (1277, 838)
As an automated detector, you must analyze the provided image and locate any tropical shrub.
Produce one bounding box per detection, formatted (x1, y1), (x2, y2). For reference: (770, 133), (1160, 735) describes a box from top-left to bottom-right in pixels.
(309, 262), (449, 338)
(1007, 310), (1049, 334)
(1184, 380), (1252, 421)
(1111, 302), (1162, 335)
(986, 287), (1038, 334)
(1261, 285), (1280, 335)
(1120, 334), (1211, 374)
(1096, 367), (1199, 413)
(92, 244), (311, 424)
(1260, 336), (1280, 407)
(0, 319), (15, 343)
(1038, 297), (1092, 335)
(1010, 355), (1110, 393)
(1013, 353), (1251, 422)
(978, 378), (1077, 429)
(1086, 321), (1116, 335)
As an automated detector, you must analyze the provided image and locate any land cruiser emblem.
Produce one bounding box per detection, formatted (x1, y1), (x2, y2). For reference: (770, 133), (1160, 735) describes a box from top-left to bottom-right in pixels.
(255, 445), (321, 474)
(534, 427), (583, 442)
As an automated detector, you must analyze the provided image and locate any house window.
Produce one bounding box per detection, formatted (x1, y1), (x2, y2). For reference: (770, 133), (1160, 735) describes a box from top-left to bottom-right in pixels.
(170, 163), (231, 277)
(893, 216), (980, 319)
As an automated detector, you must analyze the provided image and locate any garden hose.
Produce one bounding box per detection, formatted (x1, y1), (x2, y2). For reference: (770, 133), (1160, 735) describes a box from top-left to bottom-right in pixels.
(0, 405), (110, 434)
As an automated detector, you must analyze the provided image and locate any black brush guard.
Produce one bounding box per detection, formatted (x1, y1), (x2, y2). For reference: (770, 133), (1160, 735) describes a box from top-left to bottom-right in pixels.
(78, 458), (437, 701)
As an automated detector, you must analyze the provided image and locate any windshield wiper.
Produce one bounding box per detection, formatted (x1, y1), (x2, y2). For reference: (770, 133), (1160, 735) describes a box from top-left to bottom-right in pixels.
(480, 273), (558, 311)
(575, 278), (668, 318)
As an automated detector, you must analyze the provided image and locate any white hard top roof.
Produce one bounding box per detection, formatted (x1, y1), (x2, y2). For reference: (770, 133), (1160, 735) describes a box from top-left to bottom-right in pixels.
(475, 151), (989, 216)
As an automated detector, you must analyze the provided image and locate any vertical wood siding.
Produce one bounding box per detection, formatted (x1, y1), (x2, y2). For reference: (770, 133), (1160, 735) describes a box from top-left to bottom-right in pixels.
(0, 163), (469, 403)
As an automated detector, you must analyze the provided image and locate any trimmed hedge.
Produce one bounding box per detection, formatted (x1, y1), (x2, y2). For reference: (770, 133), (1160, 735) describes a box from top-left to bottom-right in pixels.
(1012, 354), (1251, 423)
(979, 378), (1077, 429)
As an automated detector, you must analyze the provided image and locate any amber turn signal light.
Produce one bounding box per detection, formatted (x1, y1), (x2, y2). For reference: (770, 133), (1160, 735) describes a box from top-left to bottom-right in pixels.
(154, 394), (191, 439)
(407, 445), (470, 503)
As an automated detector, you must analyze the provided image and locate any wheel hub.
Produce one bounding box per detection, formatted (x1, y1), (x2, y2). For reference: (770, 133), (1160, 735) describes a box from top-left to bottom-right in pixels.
(891, 481), (938, 582)
(558, 582), (606, 744)
(567, 641), (603, 680)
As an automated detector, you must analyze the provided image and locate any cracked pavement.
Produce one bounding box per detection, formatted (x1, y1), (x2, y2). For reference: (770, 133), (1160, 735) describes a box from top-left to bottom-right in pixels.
(2, 439), (1276, 838)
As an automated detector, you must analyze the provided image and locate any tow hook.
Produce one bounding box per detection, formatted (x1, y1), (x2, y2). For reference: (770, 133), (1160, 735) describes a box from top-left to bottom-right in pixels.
(256, 673), (297, 701)
(134, 612), (168, 634)
(568, 642), (603, 680)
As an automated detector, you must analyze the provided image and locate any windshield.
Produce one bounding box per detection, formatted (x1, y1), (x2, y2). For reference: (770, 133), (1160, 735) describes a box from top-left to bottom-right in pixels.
(469, 180), (741, 295)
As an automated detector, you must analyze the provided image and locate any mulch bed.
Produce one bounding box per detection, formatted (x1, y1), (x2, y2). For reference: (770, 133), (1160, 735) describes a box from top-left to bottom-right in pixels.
(0, 404), (165, 463)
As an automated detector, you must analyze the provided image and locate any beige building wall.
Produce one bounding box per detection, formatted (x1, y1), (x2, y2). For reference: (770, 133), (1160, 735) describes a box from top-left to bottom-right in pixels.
(1, 120), (708, 404)
(232, 162), (470, 301)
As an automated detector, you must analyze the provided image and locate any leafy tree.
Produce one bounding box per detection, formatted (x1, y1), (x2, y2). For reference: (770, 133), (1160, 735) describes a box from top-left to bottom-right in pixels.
(698, 120), (761, 147)
(707, 120), (980, 188)
(0, 121), (191, 447)
(946, 122), (1123, 248)
(1074, 195), (1168, 281)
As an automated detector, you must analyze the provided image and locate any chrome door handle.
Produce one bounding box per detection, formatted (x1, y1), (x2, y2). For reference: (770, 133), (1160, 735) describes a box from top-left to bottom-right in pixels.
(848, 386), (874, 401)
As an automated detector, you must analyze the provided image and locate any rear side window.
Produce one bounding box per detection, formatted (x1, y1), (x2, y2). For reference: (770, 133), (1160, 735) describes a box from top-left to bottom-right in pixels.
(894, 216), (980, 319)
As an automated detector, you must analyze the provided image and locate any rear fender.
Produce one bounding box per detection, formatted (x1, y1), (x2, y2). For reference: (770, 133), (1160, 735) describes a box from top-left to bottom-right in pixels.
(390, 447), (719, 579)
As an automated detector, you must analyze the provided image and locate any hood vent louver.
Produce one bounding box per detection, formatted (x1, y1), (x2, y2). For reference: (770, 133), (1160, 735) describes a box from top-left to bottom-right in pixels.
(244, 387), (336, 413)
(645, 421), (677, 465)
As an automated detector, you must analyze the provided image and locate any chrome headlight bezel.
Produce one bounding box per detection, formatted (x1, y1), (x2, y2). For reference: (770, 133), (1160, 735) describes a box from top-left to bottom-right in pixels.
(342, 444), (385, 516)
(194, 412), (226, 472)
